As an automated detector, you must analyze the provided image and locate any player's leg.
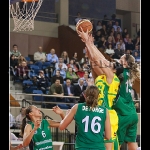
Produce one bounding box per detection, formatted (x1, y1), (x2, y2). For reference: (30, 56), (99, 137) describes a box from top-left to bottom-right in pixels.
(125, 114), (138, 150)
(105, 142), (113, 150)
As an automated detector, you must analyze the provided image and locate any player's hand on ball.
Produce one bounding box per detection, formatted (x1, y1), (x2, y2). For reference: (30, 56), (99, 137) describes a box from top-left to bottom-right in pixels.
(78, 27), (90, 42)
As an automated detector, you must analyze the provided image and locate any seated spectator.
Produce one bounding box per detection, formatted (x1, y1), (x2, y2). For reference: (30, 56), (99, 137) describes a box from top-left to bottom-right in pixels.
(61, 51), (70, 64)
(132, 45), (140, 57)
(132, 51), (140, 63)
(75, 12), (82, 25)
(10, 54), (18, 69)
(94, 30), (102, 45)
(48, 79), (64, 103)
(66, 67), (78, 83)
(125, 49), (132, 55)
(112, 43), (124, 59)
(105, 43), (115, 57)
(18, 55), (27, 66)
(125, 38), (134, 51)
(15, 107), (26, 129)
(97, 36), (107, 51)
(82, 63), (90, 72)
(96, 21), (102, 31)
(91, 19), (96, 35)
(80, 52), (90, 66)
(133, 36), (140, 48)
(67, 59), (79, 73)
(63, 78), (75, 107)
(53, 63), (66, 79)
(51, 70), (64, 85)
(37, 70), (50, 94)
(113, 21), (122, 32)
(106, 20), (113, 34)
(46, 48), (58, 68)
(74, 79), (87, 96)
(10, 112), (15, 129)
(76, 66), (85, 78)
(100, 24), (107, 38)
(55, 57), (68, 71)
(16, 61), (29, 81)
(115, 27), (122, 37)
(78, 72), (89, 87)
(105, 36), (115, 49)
(109, 30), (116, 44)
(115, 33), (122, 43)
(124, 33), (130, 44)
(122, 28), (128, 39)
(116, 39), (125, 51)
(10, 44), (21, 59)
(34, 46), (47, 69)
(72, 52), (80, 67)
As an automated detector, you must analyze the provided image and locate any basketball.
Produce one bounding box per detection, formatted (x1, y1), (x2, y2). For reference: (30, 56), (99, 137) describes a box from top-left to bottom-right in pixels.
(76, 19), (93, 33)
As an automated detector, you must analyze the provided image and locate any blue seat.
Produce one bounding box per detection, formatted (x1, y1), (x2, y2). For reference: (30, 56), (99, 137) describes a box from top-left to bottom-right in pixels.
(24, 86), (37, 93)
(25, 56), (31, 61)
(57, 104), (70, 109)
(30, 65), (41, 75)
(32, 90), (44, 101)
(22, 80), (33, 86)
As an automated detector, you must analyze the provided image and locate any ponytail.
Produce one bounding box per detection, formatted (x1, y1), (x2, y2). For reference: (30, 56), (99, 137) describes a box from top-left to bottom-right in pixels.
(21, 117), (27, 136)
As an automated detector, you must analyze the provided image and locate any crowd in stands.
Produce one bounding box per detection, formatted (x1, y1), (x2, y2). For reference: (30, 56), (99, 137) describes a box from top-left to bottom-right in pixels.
(10, 15), (140, 110)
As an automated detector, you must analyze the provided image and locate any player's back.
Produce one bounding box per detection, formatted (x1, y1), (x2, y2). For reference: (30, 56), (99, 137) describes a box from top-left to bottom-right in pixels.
(74, 103), (107, 149)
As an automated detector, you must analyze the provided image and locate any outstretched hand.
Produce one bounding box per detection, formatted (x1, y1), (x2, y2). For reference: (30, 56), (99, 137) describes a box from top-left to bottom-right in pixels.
(52, 105), (63, 115)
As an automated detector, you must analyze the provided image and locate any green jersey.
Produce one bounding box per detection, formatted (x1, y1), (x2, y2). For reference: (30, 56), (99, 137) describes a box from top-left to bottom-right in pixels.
(113, 68), (136, 115)
(74, 103), (107, 149)
(29, 119), (53, 150)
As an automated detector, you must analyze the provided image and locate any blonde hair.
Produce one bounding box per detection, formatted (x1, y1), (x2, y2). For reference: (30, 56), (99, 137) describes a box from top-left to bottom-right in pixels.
(61, 51), (68, 58)
(85, 86), (99, 109)
(125, 54), (140, 83)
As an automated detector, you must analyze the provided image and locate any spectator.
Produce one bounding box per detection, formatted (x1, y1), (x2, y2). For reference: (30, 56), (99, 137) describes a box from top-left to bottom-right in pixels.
(72, 52), (79, 64)
(122, 28), (128, 39)
(80, 52), (90, 65)
(16, 61), (29, 81)
(132, 45), (140, 57)
(133, 36), (140, 48)
(113, 21), (122, 32)
(55, 57), (68, 71)
(74, 79), (87, 96)
(115, 33), (122, 43)
(125, 38), (134, 51)
(97, 36), (106, 51)
(51, 70), (64, 85)
(100, 24), (107, 38)
(105, 43), (115, 57)
(67, 59), (79, 73)
(94, 30), (102, 45)
(10, 44), (21, 59)
(78, 72), (89, 87)
(46, 48), (58, 68)
(124, 33), (130, 44)
(37, 70), (50, 94)
(76, 66), (85, 78)
(115, 26), (122, 37)
(53, 63), (66, 79)
(10, 112), (15, 129)
(34, 46), (46, 69)
(112, 44), (124, 59)
(132, 51), (140, 63)
(90, 19), (96, 34)
(102, 14), (108, 26)
(125, 49), (132, 55)
(105, 36), (115, 49)
(75, 12), (82, 25)
(116, 39), (126, 51)
(15, 107), (26, 129)
(63, 78), (75, 106)
(61, 51), (70, 64)
(10, 54), (18, 68)
(96, 21), (102, 31)
(66, 67), (78, 83)
(18, 55), (27, 66)
(82, 62), (90, 72)
(106, 20), (113, 34)
(48, 79), (64, 103)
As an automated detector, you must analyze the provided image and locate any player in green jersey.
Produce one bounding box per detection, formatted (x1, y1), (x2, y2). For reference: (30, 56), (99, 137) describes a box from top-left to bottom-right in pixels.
(21, 105), (65, 150)
(59, 85), (111, 150)
(112, 54), (140, 150)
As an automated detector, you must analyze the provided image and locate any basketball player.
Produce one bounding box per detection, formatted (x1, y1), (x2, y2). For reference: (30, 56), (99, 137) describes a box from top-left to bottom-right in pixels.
(78, 28), (140, 150)
(21, 105), (65, 150)
(78, 30), (120, 150)
(59, 85), (111, 150)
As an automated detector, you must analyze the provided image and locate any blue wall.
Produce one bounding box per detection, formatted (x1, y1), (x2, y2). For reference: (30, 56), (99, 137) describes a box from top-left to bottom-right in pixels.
(69, 0), (116, 24)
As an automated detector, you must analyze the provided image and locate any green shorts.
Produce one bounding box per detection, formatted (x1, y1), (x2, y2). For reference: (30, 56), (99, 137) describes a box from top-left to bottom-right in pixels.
(76, 149), (105, 150)
(117, 114), (138, 145)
